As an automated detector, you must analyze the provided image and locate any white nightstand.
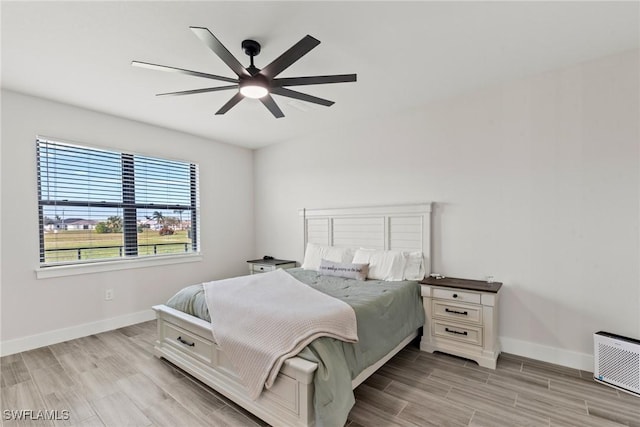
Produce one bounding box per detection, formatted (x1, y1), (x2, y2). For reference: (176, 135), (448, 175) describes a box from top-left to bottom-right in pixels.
(419, 276), (502, 369)
(247, 258), (297, 275)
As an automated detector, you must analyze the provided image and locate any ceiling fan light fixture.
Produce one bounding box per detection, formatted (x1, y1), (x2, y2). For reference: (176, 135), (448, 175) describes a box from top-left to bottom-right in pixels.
(134, 27), (356, 118)
(239, 83), (269, 99)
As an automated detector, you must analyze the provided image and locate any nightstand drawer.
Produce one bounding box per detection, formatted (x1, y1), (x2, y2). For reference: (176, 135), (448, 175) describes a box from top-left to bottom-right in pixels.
(251, 264), (277, 274)
(433, 321), (483, 346)
(433, 301), (482, 325)
(247, 259), (296, 275)
(433, 288), (481, 304)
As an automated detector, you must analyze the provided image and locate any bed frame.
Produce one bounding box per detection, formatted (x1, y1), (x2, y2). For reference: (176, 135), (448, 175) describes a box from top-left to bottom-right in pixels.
(153, 202), (432, 427)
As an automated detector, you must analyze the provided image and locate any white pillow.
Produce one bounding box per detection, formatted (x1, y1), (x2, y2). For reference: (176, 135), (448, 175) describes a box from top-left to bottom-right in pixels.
(301, 243), (355, 271)
(403, 251), (425, 280)
(352, 248), (406, 281)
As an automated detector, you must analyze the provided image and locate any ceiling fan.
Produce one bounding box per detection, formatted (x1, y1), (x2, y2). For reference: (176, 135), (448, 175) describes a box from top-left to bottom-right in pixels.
(132, 27), (357, 118)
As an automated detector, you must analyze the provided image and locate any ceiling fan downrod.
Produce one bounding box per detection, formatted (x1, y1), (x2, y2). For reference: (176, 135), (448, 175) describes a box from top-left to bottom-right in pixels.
(242, 39), (261, 72)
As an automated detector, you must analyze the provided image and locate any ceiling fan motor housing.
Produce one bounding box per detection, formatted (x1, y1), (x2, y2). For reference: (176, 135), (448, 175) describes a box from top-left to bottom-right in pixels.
(239, 73), (268, 93)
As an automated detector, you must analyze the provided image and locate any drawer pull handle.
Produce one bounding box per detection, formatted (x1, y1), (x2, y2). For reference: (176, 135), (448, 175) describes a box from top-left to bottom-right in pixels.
(177, 336), (195, 347)
(445, 308), (468, 316)
(445, 327), (468, 336)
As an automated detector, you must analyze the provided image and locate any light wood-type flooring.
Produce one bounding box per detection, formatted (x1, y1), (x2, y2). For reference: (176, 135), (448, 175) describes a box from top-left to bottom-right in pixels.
(1, 320), (638, 426)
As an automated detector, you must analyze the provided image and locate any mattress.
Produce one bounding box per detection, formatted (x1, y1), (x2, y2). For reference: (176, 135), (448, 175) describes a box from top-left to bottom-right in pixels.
(165, 268), (425, 426)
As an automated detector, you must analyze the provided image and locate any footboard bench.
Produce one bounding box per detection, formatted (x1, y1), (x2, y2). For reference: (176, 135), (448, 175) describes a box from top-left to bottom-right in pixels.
(153, 304), (318, 427)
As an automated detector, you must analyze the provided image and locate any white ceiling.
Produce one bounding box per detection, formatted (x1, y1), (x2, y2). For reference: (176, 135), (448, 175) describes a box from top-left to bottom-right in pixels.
(2, 1), (638, 149)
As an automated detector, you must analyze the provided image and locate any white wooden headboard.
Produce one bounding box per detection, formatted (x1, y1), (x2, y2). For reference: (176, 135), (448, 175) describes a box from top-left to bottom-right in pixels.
(299, 203), (432, 274)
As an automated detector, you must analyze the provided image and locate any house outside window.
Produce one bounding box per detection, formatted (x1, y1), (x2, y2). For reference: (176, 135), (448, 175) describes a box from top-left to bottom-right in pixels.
(37, 137), (199, 266)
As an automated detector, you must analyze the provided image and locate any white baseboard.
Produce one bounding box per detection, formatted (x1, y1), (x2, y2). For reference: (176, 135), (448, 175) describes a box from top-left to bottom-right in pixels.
(500, 336), (594, 372)
(1, 315), (595, 372)
(0, 309), (156, 357)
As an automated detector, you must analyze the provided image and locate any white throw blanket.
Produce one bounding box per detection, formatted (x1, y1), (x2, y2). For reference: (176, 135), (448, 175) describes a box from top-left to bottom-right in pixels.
(203, 269), (358, 399)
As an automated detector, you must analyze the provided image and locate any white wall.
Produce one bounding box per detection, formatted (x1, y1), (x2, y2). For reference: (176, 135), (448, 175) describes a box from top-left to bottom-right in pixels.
(253, 50), (640, 370)
(0, 90), (254, 351)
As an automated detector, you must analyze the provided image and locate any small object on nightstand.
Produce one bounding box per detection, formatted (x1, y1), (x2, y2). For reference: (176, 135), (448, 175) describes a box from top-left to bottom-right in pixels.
(247, 258), (296, 275)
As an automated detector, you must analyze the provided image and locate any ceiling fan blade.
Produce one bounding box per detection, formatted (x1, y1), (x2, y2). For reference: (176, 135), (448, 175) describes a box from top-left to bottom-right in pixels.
(260, 94), (285, 118)
(271, 87), (334, 107)
(157, 85), (238, 97)
(272, 74), (357, 87)
(259, 35), (320, 79)
(190, 27), (250, 78)
(216, 92), (244, 115)
(131, 61), (238, 84)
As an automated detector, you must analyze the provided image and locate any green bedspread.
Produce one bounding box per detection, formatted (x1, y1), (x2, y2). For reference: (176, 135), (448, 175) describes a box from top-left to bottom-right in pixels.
(165, 268), (425, 427)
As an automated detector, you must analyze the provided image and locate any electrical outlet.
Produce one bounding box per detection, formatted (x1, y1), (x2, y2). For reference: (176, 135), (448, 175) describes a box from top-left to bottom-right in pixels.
(105, 289), (114, 301)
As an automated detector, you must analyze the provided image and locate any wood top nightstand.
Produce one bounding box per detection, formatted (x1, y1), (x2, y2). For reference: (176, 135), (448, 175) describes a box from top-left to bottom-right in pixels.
(420, 276), (503, 293)
(246, 258), (297, 275)
(419, 276), (502, 369)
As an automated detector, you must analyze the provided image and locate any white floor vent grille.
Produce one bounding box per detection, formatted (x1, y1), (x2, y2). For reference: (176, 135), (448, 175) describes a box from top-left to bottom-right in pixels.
(594, 331), (640, 397)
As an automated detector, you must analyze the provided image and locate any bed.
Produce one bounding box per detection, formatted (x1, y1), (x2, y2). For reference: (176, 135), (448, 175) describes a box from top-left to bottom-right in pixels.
(152, 203), (432, 427)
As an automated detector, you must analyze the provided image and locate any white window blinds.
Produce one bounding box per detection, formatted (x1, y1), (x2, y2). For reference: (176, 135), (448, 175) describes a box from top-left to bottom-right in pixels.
(37, 138), (199, 266)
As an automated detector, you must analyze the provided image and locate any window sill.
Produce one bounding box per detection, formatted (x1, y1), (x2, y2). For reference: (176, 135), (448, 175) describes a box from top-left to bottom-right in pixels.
(35, 253), (203, 279)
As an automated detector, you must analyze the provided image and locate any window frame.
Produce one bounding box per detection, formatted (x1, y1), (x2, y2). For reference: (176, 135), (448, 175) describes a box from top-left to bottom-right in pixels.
(35, 136), (201, 275)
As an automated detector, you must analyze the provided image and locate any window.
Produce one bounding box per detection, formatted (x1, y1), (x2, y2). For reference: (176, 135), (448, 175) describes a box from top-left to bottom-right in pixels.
(37, 138), (199, 267)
